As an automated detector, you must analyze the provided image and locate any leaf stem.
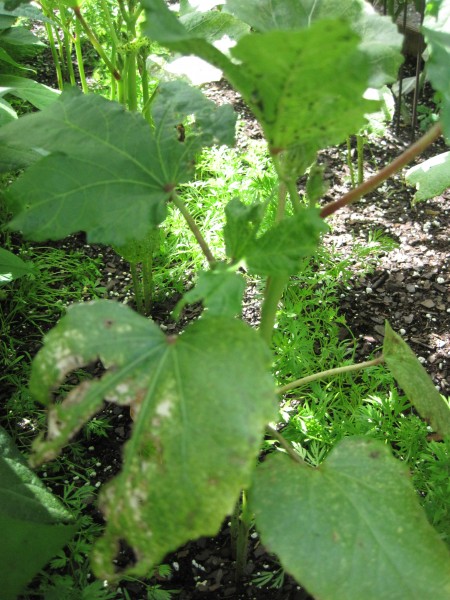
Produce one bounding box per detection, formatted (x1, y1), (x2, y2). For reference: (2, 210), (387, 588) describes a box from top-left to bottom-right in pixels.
(320, 122), (442, 218)
(171, 193), (216, 266)
(258, 181), (289, 344)
(74, 6), (121, 81)
(266, 425), (307, 465)
(277, 355), (385, 395)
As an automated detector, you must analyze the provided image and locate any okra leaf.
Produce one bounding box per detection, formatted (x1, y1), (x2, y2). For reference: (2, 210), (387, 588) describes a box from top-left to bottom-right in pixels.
(246, 208), (328, 276)
(423, 1), (450, 140)
(0, 74), (59, 109)
(225, 0), (403, 86)
(0, 246), (34, 283)
(230, 21), (376, 160)
(30, 301), (276, 580)
(383, 322), (450, 438)
(0, 426), (75, 600)
(405, 151), (450, 203)
(223, 197), (264, 263)
(174, 266), (246, 318)
(250, 438), (450, 600)
(1, 83), (235, 245)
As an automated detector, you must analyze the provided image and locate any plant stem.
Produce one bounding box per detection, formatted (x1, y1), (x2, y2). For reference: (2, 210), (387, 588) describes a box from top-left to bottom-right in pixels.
(171, 193), (216, 266)
(346, 136), (356, 188)
(130, 262), (144, 315)
(266, 425), (307, 465)
(259, 275), (289, 344)
(259, 180), (290, 344)
(74, 19), (88, 93)
(44, 22), (64, 90)
(233, 491), (251, 582)
(357, 133), (365, 185)
(320, 122), (443, 218)
(277, 355), (384, 395)
(73, 6), (121, 81)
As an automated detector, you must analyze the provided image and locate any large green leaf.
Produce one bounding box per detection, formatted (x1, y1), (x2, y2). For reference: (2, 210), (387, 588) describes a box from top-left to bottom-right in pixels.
(1, 82), (235, 244)
(422, 0), (450, 140)
(30, 301), (276, 579)
(250, 438), (450, 600)
(143, 1), (389, 167)
(224, 0), (403, 87)
(383, 322), (450, 438)
(0, 426), (75, 600)
(229, 22), (376, 158)
(246, 208), (328, 276)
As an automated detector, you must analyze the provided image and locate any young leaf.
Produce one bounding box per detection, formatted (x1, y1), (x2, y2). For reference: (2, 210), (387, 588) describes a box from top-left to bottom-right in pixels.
(405, 151), (450, 203)
(423, 1), (450, 140)
(29, 301), (276, 579)
(174, 266), (246, 318)
(223, 197), (264, 262)
(250, 438), (450, 600)
(230, 21), (376, 162)
(0, 426), (75, 600)
(0, 246), (34, 283)
(1, 83), (235, 245)
(245, 208), (328, 276)
(383, 322), (450, 438)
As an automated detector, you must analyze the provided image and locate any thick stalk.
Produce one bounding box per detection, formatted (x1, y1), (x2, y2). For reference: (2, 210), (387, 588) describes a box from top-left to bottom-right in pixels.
(356, 133), (365, 185)
(139, 51), (152, 124)
(130, 263), (144, 315)
(74, 6), (121, 81)
(320, 122), (442, 218)
(142, 254), (153, 316)
(74, 19), (88, 93)
(277, 355), (384, 395)
(259, 275), (289, 345)
(171, 193), (216, 266)
(57, 1), (76, 86)
(258, 180), (289, 344)
(126, 51), (138, 112)
(44, 22), (64, 90)
(233, 491), (251, 582)
(346, 136), (356, 188)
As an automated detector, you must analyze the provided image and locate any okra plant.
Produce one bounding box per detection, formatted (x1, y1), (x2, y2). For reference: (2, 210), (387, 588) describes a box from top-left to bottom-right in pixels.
(1, 0), (450, 598)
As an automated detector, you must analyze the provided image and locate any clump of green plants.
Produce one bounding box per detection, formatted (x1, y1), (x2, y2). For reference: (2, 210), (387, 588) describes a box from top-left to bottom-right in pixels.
(1, 1), (450, 599)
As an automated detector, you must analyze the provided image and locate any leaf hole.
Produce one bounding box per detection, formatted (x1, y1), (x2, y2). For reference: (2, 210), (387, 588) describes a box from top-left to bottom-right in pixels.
(113, 538), (138, 572)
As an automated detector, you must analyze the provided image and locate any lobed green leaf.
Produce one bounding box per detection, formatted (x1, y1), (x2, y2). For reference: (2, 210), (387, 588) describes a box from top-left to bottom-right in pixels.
(245, 208), (328, 276)
(1, 82), (236, 245)
(30, 301), (276, 579)
(250, 438), (450, 600)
